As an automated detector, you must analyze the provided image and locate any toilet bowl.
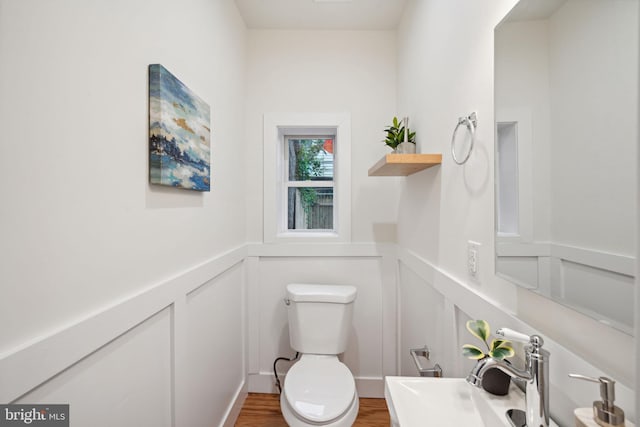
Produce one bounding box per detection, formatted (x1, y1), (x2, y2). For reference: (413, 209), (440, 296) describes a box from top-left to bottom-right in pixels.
(281, 355), (359, 427)
(280, 284), (359, 427)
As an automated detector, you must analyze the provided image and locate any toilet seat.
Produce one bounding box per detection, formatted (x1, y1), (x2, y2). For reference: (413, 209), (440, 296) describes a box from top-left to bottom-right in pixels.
(283, 355), (356, 424)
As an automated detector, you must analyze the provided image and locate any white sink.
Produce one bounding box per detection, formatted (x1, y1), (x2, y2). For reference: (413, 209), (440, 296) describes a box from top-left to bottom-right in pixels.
(384, 377), (532, 427)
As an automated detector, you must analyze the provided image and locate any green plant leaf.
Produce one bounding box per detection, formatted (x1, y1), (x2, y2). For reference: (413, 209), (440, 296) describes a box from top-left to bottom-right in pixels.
(489, 339), (508, 351)
(384, 117), (417, 149)
(462, 344), (486, 360)
(466, 320), (491, 343)
(489, 339), (514, 360)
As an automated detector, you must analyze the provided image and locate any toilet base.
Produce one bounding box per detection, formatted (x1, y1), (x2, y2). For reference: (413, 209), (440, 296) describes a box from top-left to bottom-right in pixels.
(280, 389), (359, 427)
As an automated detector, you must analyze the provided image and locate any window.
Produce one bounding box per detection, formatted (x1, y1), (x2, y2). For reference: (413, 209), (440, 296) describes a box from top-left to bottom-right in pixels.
(263, 113), (351, 243)
(285, 136), (335, 231)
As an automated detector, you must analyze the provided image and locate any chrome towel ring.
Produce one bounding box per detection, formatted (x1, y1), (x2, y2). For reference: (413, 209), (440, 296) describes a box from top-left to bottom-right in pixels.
(451, 112), (478, 165)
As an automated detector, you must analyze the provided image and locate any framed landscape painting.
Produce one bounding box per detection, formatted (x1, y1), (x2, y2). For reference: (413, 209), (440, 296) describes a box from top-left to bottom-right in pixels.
(149, 64), (211, 191)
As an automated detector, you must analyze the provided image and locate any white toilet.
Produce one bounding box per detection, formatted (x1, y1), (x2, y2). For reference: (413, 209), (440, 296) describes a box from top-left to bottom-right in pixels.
(280, 283), (359, 427)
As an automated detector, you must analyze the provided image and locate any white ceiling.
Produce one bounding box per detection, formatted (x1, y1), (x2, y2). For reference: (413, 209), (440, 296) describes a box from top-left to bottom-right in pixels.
(234, 0), (407, 30)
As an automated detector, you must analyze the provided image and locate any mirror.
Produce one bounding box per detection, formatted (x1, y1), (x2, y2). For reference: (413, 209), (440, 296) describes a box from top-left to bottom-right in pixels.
(494, 0), (638, 335)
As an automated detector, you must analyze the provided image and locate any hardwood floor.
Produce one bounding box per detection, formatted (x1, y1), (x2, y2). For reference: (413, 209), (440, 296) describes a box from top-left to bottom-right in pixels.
(234, 393), (391, 426)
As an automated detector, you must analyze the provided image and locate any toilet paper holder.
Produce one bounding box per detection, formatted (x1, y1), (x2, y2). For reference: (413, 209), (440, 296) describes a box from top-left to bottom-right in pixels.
(410, 345), (443, 377)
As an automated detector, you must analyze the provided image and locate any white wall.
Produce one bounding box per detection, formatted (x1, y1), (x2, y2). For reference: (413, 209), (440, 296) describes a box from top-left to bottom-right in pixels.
(243, 29), (402, 397)
(636, 0), (640, 413)
(396, 0), (519, 315)
(398, 262), (446, 376)
(0, 0), (249, 425)
(396, 0), (636, 425)
(0, 0), (246, 355)
(186, 264), (246, 427)
(245, 29), (400, 244)
(548, 0), (637, 255)
(637, 0), (640, 416)
(257, 257), (383, 379)
(495, 3), (638, 334)
(495, 20), (551, 243)
(245, 246), (397, 397)
(16, 309), (174, 427)
(1, 1), (637, 425)
(396, 249), (636, 426)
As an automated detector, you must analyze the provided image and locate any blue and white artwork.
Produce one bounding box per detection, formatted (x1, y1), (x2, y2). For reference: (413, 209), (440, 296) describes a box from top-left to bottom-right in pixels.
(149, 64), (211, 191)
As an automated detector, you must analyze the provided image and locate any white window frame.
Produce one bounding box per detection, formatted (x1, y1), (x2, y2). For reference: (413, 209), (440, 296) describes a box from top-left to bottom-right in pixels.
(263, 112), (351, 243)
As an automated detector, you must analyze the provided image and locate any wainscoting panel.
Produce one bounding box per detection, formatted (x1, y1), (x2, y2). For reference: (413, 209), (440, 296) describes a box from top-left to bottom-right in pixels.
(0, 246), (248, 427)
(16, 308), (173, 427)
(2, 243), (633, 427)
(397, 247), (635, 426)
(496, 241), (635, 333)
(397, 262), (446, 377)
(245, 243), (397, 398)
(185, 263), (246, 427)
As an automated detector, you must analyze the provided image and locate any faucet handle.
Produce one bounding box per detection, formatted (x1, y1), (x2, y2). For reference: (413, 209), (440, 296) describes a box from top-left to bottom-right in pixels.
(495, 328), (532, 343)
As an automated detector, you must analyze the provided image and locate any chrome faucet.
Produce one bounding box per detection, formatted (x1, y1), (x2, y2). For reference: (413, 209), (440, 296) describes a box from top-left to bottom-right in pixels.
(466, 328), (550, 427)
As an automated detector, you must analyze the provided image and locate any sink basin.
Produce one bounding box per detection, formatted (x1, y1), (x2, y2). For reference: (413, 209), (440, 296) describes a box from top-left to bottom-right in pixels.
(384, 377), (529, 427)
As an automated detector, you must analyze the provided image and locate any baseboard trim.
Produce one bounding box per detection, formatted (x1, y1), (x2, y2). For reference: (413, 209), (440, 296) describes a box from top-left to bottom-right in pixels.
(221, 380), (248, 427)
(354, 377), (385, 398)
(248, 372), (278, 394)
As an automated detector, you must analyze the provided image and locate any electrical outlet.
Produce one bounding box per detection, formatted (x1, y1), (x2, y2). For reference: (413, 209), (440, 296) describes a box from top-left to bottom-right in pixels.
(467, 241), (480, 277)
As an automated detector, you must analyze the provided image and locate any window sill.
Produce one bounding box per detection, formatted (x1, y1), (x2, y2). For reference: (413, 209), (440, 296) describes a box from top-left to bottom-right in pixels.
(275, 231), (341, 241)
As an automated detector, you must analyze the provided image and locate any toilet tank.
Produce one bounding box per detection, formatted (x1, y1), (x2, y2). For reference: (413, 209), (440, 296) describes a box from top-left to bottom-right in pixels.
(286, 284), (357, 355)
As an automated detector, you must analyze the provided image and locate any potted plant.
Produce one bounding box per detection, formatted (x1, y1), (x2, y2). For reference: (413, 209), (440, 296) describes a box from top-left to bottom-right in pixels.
(462, 320), (515, 395)
(384, 116), (416, 153)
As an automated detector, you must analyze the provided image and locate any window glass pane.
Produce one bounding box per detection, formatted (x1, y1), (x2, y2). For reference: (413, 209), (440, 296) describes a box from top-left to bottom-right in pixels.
(287, 187), (334, 230)
(288, 138), (334, 181)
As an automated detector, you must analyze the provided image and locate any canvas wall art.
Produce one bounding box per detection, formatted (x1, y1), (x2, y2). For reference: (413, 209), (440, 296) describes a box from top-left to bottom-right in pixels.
(149, 64), (211, 191)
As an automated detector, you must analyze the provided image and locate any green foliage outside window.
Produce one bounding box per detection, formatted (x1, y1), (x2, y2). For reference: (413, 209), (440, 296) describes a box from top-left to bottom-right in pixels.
(293, 139), (325, 226)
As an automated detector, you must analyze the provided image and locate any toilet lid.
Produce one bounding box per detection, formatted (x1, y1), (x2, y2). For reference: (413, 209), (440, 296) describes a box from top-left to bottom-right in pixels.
(284, 356), (356, 423)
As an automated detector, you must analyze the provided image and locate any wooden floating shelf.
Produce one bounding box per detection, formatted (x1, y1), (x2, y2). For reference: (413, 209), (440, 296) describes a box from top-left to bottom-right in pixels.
(368, 153), (442, 176)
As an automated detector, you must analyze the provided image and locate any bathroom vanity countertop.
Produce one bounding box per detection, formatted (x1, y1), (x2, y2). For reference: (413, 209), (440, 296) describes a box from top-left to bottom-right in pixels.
(384, 377), (558, 427)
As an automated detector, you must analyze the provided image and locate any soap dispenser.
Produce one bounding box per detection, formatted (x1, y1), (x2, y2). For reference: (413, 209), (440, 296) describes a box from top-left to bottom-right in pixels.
(569, 374), (633, 427)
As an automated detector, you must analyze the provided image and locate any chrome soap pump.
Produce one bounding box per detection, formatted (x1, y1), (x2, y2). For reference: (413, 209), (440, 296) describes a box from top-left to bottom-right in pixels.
(569, 374), (627, 427)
